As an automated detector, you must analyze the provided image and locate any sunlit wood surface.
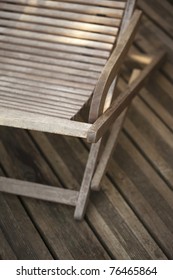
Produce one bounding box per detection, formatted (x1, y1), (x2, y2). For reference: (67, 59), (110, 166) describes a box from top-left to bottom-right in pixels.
(0, 0), (173, 259)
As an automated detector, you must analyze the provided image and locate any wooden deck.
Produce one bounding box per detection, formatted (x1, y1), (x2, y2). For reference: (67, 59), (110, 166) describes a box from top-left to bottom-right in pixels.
(0, 0), (173, 260)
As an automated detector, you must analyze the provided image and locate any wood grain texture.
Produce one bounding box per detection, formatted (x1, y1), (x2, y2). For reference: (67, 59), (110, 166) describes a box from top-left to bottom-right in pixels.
(0, 168), (53, 260)
(87, 50), (166, 142)
(0, 127), (109, 259)
(91, 69), (141, 191)
(0, 177), (78, 206)
(89, 10), (142, 123)
(0, 0), (127, 123)
(0, 108), (91, 137)
(30, 131), (167, 259)
(0, 0), (172, 260)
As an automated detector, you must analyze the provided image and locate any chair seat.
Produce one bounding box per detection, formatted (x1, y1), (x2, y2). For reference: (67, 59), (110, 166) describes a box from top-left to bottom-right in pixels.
(0, 49), (104, 120)
(0, 0), (125, 121)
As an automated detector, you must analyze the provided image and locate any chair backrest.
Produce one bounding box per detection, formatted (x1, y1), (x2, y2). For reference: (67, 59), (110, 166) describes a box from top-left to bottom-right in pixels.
(0, 0), (136, 121)
(0, 0), (130, 63)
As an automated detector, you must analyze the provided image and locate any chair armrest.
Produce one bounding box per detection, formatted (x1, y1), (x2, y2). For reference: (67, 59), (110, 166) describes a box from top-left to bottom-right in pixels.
(89, 10), (142, 123)
(87, 50), (166, 143)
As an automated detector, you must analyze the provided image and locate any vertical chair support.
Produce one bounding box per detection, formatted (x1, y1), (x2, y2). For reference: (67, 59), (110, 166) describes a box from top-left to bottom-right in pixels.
(73, 0), (138, 214)
(91, 69), (141, 191)
(74, 139), (101, 220)
(74, 50), (165, 220)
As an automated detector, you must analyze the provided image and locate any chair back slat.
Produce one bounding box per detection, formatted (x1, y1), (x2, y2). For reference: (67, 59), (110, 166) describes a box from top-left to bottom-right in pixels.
(0, 0), (130, 120)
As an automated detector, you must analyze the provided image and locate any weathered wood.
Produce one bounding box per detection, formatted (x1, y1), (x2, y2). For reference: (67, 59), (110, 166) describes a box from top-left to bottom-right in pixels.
(31, 131), (167, 259)
(87, 50), (166, 143)
(89, 10), (142, 123)
(87, 0), (138, 195)
(0, 0), (172, 259)
(91, 69), (140, 190)
(0, 127), (109, 259)
(0, 227), (17, 260)
(0, 108), (91, 137)
(1, 0), (124, 18)
(0, 177), (78, 206)
(138, 0), (173, 39)
(74, 140), (101, 220)
(0, 0), (168, 228)
(0, 0), (128, 125)
(0, 167), (53, 260)
(109, 132), (173, 258)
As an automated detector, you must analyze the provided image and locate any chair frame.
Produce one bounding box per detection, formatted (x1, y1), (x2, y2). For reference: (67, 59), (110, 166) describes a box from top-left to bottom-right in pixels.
(0, 0), (166, 220)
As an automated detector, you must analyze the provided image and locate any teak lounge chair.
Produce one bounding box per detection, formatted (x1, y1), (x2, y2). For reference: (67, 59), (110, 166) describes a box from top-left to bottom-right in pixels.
(0, 0), (165, 220)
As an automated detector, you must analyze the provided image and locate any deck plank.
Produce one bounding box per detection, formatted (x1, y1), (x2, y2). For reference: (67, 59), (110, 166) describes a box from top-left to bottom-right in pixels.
(0, 0), (173, 259)
(0, 165), (53, 260)
(0, 127), (109, 260)
(31, 132), (167, 259)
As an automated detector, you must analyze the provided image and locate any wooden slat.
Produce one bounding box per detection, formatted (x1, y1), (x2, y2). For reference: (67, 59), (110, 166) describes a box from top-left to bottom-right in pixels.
(0, 91), (81, 112)
(138, 0), (173, 39)
(0, 177), (78, 206)
(0, 28), (112, 51)
(0, 56), (99, 79)
(110, 133), (173, 258)
(0, 128), (109, 260)
(0, 0), (125, 18)
(0, 108), (91, 137)
(0, 19), (116, 43)
(0, 101), (74, 119)
(0, 227), (17, 259)
(0, 3), (120, 26)
(0, 41), (107, 66)
(0, 36), (110, 58)
(0, 76), (90, 98)
(0, 11), (118, 35)
(35, 131), (167, 259)
(0, 167), (53, 260)
(56, 0), (127, 9)
(0, 63), (97, 85)
(0, 49), (103, 72)
(0, 70), (94, 90)
(0, 82), (88, 104)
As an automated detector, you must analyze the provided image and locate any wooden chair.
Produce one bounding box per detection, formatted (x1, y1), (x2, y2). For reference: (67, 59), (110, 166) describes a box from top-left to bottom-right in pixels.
(0, 0), (166, 220)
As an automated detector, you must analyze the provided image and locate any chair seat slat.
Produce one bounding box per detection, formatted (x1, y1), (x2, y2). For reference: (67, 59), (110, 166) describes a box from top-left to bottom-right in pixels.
(0, 11), (119, 35)
(0, 94), (80, 113)
(0, 70), (94, 90)
(0, 88), (84, 109)
(1, 0), (125, 18)
(0, 3), (119, 26)
(53, 0), (126, 9)
(0, 101), (74, 119)
(0, 80), (89, 101)
(0, 19), (116, 43)
(0, 41), (107, 66)
(0, 36), (110, 58)
(0, 76), (91, 96)
(0, 62), (97, 85)
(0, 49), (103, 72)
(0, 28), (113, 51)
(0, 56), (100, 79)
(0, 0), (126, 123)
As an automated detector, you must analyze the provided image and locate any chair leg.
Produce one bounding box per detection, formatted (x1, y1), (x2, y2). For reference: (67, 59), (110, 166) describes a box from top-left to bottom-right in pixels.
(74, 51), (166, 220)
(91, 69), (141, 191)
(91, 111), (127, 191)
(74, 139), (102, 220)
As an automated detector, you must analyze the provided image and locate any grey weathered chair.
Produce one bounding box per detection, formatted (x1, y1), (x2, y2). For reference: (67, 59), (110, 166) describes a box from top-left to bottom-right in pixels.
(0, 0), (165, 220)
